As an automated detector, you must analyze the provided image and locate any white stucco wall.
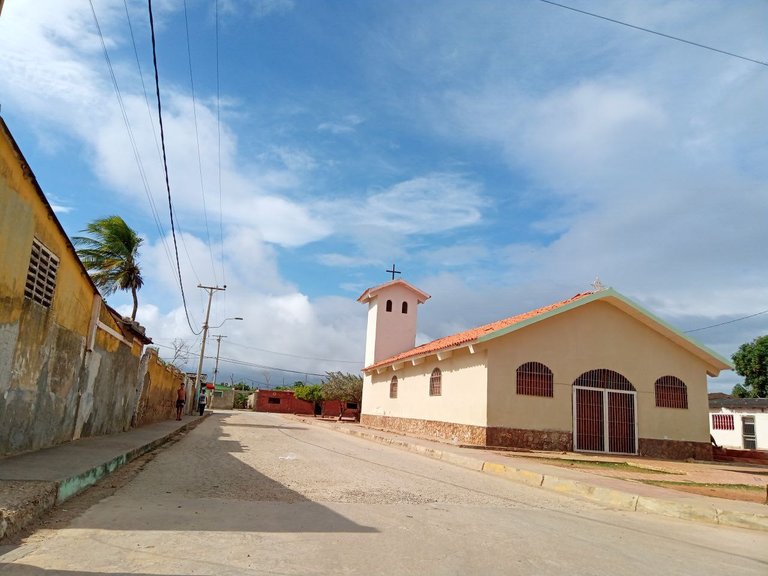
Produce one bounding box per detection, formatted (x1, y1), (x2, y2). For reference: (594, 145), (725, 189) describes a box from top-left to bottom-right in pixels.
(362, 347), (488, 427)
(362, 283), (422, 366)
(710, 408), (768, 450)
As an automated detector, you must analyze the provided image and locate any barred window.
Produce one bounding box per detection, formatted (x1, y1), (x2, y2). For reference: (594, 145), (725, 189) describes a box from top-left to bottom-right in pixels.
(516, 362), (553, 397)
(574, 369), (635, 391)
(654, 376), (688, 409)
(385, 299), (393, 312)
(429, 368), (442, 396)
(712, 414), (734, 430)
(25, 237), (59, 308)
(268, 397), (280, 404)
(390, 376), (398, 398)
(401, 301), (408, 314)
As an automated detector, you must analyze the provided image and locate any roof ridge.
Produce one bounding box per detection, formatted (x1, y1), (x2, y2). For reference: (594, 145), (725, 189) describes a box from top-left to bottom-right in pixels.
(366, 291), (596, 370)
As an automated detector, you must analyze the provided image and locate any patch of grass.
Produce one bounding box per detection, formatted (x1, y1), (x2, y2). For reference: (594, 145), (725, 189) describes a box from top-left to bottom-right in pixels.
(639, 480), (765, 492)
(536, 458), (673, 474)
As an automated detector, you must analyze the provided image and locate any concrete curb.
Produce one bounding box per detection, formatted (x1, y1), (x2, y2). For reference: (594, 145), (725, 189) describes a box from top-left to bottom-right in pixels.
(325, 423), (768, 533)
(0, 416), (206, 542)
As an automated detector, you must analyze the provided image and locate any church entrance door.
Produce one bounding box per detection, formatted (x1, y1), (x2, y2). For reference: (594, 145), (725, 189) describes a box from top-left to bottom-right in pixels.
(572, 369), (637, 454)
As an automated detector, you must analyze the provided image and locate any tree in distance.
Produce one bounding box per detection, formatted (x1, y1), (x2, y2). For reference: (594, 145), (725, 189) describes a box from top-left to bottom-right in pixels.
(731, 335), (768, 398)
(321, 371), (363, 421)
(294, 383), (324, 415)
(73, 215), (144, 321)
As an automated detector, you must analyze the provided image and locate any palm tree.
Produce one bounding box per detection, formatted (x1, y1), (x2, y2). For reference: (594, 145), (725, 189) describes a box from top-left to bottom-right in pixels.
(73, 216), (144, 321)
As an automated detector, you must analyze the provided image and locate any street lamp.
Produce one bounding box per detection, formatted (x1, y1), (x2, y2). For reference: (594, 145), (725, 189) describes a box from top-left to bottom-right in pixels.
(191, 283), (244, 415)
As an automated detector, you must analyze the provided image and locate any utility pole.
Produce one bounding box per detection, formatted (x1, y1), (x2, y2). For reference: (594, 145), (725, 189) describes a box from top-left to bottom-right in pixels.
(193, 285), (226, 410)
(210, 335), (226, 387)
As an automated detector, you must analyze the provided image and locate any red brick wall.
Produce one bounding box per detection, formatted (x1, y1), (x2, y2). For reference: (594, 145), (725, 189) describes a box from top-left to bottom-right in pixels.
(321, 400), (360, 420)
(254, 390), (315, 415)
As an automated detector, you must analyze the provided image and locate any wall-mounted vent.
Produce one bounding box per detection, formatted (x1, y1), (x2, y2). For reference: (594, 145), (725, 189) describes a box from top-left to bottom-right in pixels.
(24, 237), (59, 308)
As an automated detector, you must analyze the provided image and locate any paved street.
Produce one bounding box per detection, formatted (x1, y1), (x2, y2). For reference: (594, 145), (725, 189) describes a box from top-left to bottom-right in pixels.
(2, 411), (767, 575)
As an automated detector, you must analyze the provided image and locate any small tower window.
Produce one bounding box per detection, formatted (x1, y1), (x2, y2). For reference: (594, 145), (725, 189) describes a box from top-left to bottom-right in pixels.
(401, 301), (408, 314)
(385, 299), (392, 312)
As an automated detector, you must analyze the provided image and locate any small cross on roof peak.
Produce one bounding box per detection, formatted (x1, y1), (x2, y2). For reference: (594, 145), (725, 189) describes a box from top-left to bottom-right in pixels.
(386, 263), (401, 281)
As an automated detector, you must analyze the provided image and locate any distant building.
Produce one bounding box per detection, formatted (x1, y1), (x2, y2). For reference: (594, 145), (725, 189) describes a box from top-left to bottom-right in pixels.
(358, 279), (731, 460)
(709, 396), (768, 451)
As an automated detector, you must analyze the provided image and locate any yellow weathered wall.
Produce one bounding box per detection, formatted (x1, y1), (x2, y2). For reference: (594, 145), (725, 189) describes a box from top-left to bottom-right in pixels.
(0, 120), (152, 456)
(134, 348), (183, 426)
(486, 300), (712, 443)
(0, 127), (95, 333)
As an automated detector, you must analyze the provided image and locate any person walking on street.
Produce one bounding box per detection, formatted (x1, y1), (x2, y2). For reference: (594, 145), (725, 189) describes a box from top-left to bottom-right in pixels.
(198, 388), (207, 416)
(175, 383), (186, 420)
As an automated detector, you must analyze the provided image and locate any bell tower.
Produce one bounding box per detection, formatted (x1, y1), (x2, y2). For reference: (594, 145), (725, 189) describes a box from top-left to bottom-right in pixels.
(357, 278), (430, 367)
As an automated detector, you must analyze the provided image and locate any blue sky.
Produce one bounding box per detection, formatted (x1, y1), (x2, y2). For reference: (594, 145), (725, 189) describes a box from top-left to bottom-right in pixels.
(1, 0), (766, 391)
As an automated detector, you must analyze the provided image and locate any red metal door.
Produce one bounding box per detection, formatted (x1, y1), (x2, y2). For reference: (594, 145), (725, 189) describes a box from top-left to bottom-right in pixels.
(575, 388), (604, 452)
(608, 391), (636, 454)
(575, 388), (637, 454)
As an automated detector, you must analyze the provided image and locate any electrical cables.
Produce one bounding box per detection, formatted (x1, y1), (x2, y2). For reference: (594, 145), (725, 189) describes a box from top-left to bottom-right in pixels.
(147, 0), (200, 334)
(537, 0), (768, 68)
(684, 309), (768, 334)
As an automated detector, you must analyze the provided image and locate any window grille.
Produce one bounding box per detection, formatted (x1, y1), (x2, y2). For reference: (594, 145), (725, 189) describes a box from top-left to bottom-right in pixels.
(25, 238), (59, 308)
(390, 376), (398, 398)
(268, 397), (281, 404)
(346, 402), (358, 410)
(711, 414), (734, 430)
(385, 299), (392, 312)
(516, 362), (554, 397)
(654, 376), (688, 409)
(429, 368), (442, 396)
(401, 301), (408, 314)
(573, 369), (635, 391)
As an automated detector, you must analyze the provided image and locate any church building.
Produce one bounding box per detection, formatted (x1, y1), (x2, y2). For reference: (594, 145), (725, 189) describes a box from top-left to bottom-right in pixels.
(357, 279), (731, 460)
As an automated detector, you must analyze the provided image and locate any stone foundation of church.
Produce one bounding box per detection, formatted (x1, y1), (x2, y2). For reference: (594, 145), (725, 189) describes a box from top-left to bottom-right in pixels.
(486, 427), (572, 452)
(360, 415), (713, 460)
(360, 414), (488, 446)
(638, 438), (712, 461)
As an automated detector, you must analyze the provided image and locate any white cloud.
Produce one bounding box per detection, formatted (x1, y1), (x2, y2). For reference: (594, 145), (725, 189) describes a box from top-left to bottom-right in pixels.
(317, 114), (364, 134)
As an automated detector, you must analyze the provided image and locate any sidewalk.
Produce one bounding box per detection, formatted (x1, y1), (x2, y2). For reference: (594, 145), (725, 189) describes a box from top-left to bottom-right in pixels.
(0, 414), (206, 542)
(289, 415), (768, 533)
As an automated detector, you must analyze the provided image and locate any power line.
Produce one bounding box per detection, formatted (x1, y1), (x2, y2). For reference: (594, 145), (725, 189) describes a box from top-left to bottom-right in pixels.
(226, 340), (361, 364)
(119, 0), (182, 285)
(182, 0), (219, 284)
(152, 337), (361, 365)
(536, 0), (768, 68)
(89, 0), (190, 327)
(152, 342), (329, 377)
(215, 0), (227, 287)
(148, 0), (200, 335)
(684, 309), (768, 334)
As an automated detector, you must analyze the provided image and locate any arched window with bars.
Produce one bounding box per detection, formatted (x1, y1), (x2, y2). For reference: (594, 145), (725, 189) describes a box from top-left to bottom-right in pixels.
(385, 299), (393, 312)
(390, 376), (398, 399)
(654, 376), (688, 409)
(429, 368), (442, 396)
(516, 362), (554, 397)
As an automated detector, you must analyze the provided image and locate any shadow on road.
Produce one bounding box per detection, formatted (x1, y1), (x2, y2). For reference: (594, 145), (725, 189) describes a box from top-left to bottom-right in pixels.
(47, 413), (377, 535)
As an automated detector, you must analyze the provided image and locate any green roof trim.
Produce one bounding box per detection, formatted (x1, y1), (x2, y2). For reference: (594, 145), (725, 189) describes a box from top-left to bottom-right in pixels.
(475, 288), (732, 371)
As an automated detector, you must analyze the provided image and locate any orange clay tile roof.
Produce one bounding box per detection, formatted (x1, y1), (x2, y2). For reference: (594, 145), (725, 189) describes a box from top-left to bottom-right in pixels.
(365, 291), (596, 371)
